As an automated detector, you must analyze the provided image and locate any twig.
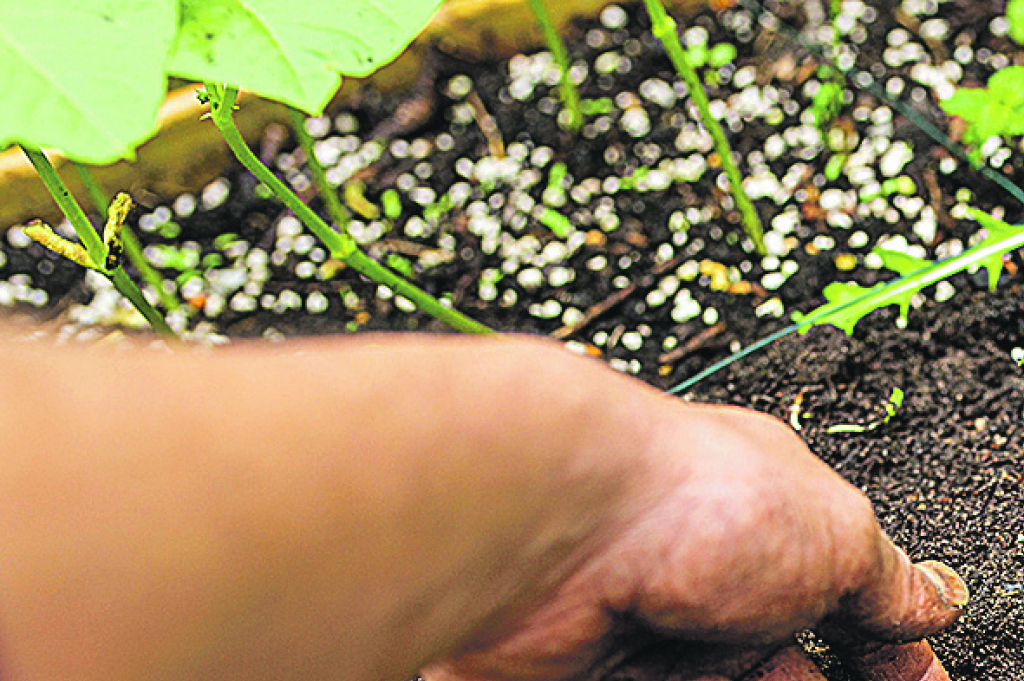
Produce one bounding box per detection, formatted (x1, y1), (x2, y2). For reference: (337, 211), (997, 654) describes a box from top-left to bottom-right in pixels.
(370, 48), (441, 140)
(551, 253), (687, 339)
(466, 91), (506, 158)
(657, 322), (727, 364)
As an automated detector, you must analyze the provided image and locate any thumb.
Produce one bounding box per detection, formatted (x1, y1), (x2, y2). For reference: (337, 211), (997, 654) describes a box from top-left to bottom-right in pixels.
(819, 534), (967, 681)
(826, 534), (968, 644)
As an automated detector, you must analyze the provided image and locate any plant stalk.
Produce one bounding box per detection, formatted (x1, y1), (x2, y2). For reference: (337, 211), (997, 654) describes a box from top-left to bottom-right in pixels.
(643, 0), (766, 254)
(73, 163), (182, 314)
(20, 145), (175, 337)
(206, 84), (493, 334)
(288, 108), (352, 229)
(527, 0), (583, 132)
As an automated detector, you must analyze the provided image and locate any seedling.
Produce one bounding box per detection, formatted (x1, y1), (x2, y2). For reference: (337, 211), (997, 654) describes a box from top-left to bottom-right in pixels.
(1012, 347), (1024, 366)
(810, 67), (846, 130)
(642, 0), (767, 254)
(940, 66), (1024, 167)
(792, 208), (1024, 335)
(526, 0), (583, 132)
(826, 387), (904, 434)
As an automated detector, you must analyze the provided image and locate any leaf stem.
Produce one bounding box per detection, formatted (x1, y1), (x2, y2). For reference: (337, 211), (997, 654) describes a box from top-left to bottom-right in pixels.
(642, 0), (766, 254)
(205, 84), (493, 334)
(287, 108), (352, 230)
(22, 146), (106, 265)
(20, 145), (175, 337)
(526, 0), (583, 132)
(73, 163), (182, 314)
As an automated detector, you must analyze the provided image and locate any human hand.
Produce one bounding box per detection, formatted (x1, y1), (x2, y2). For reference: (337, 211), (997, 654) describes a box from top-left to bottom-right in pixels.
(422, 399), (967, 681)
(0, 335), (965, 681)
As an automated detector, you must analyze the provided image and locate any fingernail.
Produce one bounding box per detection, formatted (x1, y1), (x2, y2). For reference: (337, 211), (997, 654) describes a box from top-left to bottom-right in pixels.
(917, 561), (969, 609)
(841, 640), (950, 681)
(741, 646), (827, 680)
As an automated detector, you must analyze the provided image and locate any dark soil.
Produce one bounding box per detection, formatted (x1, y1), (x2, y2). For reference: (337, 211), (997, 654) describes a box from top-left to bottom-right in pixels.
(2, 0), (1022, 678)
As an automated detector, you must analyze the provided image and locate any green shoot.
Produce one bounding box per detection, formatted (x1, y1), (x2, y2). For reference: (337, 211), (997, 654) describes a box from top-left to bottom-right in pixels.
(810, 67), (846, 130)
(810, 0), (847, 131)
(793, 208), (1024, 335)
(642, 0), (766, 254)
(289, 109), (351, 230)
(580, 98), (616, 115)
(941, 66), (1024, 167)
(203, 84), (492, 335)
(535, 207), (573, 238)
(525, 0), (583, 132)
(827, 387), (904, 434)
(1012, 347), (1024, 366)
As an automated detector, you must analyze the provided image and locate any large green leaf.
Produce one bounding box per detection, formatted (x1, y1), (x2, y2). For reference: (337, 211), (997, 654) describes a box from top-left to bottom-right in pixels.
(0, 0), (176, 163)
(166, 0), (443, 114)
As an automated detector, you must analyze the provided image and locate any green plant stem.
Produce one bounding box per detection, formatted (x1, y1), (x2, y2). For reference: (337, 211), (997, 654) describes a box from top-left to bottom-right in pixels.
(643, 0), (766, 254)
(527, 0), (583, 132)
(73, 163), (181, 314)
(206, 84), (493, 334)
(288, 108), (351, 229)
(22, 146), (106, 264)
(20, 145), (174, 337)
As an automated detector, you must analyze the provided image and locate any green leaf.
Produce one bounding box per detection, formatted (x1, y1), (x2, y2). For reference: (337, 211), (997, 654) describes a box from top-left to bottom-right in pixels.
(985, 103), (1013, 139)
(793, 281), (889, 335)
(965, 208), (1022, 290)
(166, 0), (442, 114)
(0, 0), (176, 163)
(874, 248), (930, 276)
(940, 88), (989, 122)
(706, 43), (737, 68)
(1010, 0), (1024, 44)
(795, 210), (1024, 334)
(989, 66), (1024, 107)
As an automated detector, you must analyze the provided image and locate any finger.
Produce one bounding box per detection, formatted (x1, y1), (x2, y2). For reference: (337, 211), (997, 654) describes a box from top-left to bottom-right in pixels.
(836, 639), (950, 681)
(740, 646), (827, 681)
(827, 535), (968, 643)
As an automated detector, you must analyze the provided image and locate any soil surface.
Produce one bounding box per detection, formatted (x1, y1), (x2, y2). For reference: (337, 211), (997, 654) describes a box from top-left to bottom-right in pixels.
(2, 0), (1022, 679)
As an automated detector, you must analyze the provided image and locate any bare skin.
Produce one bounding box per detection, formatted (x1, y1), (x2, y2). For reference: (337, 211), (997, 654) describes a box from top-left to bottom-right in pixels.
(0, 334), (965, 681)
